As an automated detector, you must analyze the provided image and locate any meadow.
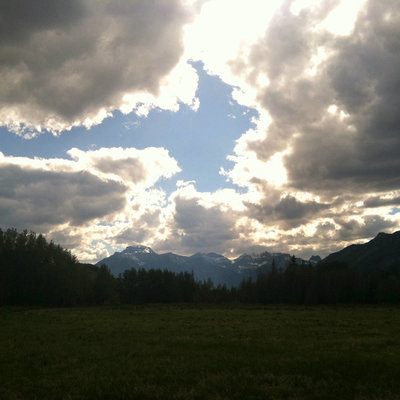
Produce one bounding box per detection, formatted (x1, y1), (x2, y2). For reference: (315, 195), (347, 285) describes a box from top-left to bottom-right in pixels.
(1, 305), (400, 399)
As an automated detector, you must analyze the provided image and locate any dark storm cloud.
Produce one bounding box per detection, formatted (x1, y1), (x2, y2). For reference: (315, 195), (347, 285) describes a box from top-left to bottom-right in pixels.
(0, 164), (127, 230)
(0, 0), (192, 132)
(246, 195), (330, 228)
(246, 0), (400, 194)
(165, 196), (239, 253)
(333, 215), (397, 242)
(275, 196), (329, 220)
(289, 1), (400, 192)
(363, 196), (400, 208)
(0, 0), (84, 43)
(364, 196), (400, 208)
(282, 116), (400, 192)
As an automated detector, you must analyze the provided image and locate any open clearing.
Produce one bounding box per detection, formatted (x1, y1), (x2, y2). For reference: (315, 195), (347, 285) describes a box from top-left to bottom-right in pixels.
(1, 305), (400, 399)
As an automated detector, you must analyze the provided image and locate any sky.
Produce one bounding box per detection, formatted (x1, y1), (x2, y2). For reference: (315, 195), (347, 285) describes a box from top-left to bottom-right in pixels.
(1, 0), (400, 262)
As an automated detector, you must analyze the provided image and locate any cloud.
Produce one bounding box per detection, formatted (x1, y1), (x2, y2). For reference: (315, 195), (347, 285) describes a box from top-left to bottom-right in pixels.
(0, 0), (194, 135)
(0, 163), (127, 230)
(241, 0), (400, 194)
(0, 146), (180, 245)
(246, 195), (330, 228)
(334, 215), (398, 242)
(63, 0), (399, 260)
(195, 0), (400, 255)
(67, 147), (181, 187)
(2, 0), (400, 261)
(166, 196), (239, 253)
(0, 0), (84, 42)
(363, 195), (400, 208)
(115, 210), (163, 245)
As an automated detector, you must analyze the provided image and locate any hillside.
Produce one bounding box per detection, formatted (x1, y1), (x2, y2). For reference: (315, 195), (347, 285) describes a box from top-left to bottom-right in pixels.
(322, 231), (400, 272)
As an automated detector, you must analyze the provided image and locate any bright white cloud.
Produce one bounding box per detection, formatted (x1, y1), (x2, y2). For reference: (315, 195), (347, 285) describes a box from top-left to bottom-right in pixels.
(120, 60), (200, 117)
(317, 0), (367, 36)
(67, 147), (181, 188)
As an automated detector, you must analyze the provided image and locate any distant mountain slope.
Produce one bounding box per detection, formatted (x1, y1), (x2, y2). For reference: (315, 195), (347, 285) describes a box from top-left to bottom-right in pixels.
(97, 245), (318, 287)
(322, 231), (400, 272)
(98, 245), (188, 277)
(98, 246), (242, 287)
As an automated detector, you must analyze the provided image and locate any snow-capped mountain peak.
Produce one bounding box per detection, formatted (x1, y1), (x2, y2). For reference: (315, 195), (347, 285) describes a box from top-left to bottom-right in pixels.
(98, 242), (322, 287)
(124, 245), (155, 255)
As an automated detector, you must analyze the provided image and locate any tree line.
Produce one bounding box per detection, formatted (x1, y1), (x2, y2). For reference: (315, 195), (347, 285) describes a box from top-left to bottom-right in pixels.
(0, 228), (231, 306)
(1, 228), (400, 306)
(238, 257), (400, 304)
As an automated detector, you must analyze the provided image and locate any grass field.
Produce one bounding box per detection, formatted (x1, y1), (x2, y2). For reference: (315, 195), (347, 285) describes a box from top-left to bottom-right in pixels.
(1, 305), (400, 399)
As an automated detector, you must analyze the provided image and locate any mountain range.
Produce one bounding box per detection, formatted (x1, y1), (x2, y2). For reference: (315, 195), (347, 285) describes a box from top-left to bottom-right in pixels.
(98, 230), (400, 286)
(97, 245), (320, 287)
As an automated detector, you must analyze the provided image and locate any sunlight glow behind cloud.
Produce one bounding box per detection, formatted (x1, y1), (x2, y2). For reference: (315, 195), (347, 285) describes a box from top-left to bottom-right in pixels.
(1, 0), (400, 261)
(318, 0), (367, 35)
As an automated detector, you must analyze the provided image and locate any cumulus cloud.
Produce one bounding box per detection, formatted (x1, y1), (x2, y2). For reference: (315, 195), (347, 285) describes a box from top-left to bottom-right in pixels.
(204, 0), (400, 254)
(89, 0), (400, 258)
(333, 215), (398, 242)
(116, 209), (162, 245)
(246, 195), (330, 228)
(67, 147), (181, 187)
(0, 163), (127, 230)
(0, 0), (195, 135)
(0, 147), (180, 256)
(163, 195), (239, 254)
(2, 0), (400, 261)
(240, 0), (400, 195)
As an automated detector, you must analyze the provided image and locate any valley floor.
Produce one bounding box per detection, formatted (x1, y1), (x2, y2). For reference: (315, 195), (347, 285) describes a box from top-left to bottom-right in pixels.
(1, 305), (400, 399)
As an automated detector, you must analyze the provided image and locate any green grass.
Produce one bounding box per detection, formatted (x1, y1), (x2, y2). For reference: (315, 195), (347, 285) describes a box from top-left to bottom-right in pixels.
(1, 305), (400, 399)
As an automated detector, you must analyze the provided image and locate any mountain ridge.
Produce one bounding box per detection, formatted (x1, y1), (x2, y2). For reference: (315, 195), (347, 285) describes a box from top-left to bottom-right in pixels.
(321, 230), (400, 272)
(98, 230), (400, 286)
(97, 245), (319, 287)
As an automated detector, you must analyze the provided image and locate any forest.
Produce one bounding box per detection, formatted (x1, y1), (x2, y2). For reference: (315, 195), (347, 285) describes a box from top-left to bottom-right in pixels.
(1, 228), (400, 306)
